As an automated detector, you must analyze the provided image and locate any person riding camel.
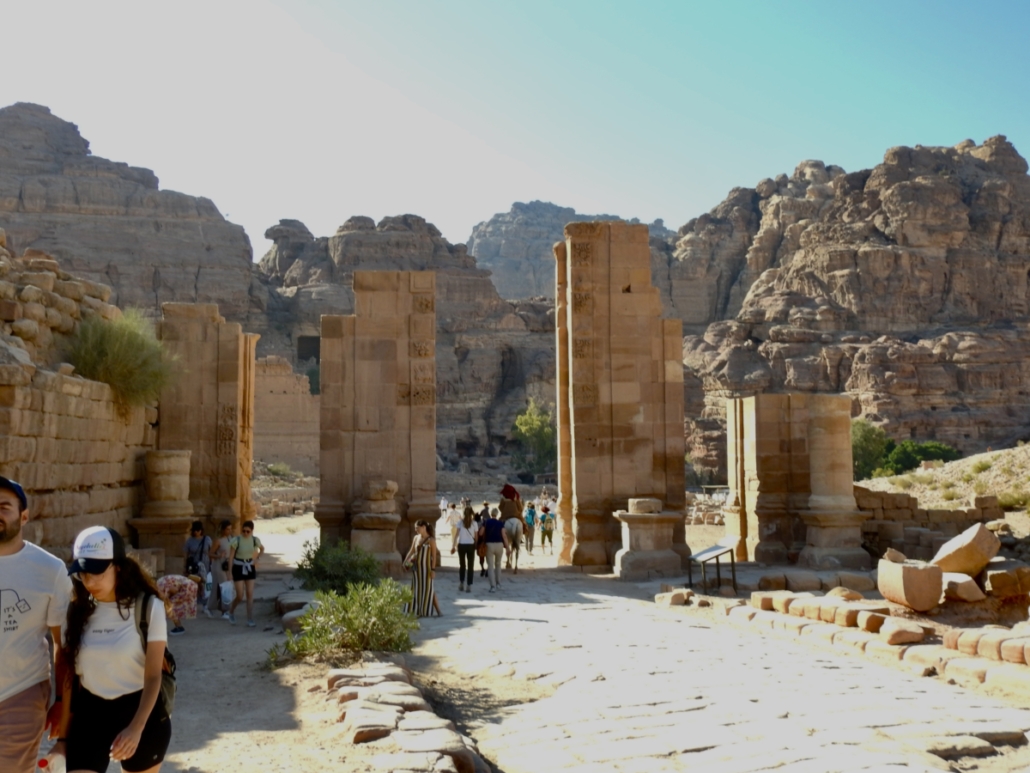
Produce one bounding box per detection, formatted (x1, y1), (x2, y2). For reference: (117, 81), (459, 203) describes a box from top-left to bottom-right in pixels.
(498, 484), (525, 570)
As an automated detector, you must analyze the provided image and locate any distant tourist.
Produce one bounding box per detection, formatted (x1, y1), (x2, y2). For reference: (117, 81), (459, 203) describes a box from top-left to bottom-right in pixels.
(57, 526), (171, 773)
(156, 574), (198, 636)
(183, 520), (211, 609)
(227, 520), (264, 627)
(403, 520), (437, 617)
(539, 506), (556, 554)
(523, 501), (537, 554)
(207, 519), (233, 616)
(451, 507), (478, 593)
(446, 502), (462, 545)
(0, 476), (71, 773)
(479, 508), (509, 592)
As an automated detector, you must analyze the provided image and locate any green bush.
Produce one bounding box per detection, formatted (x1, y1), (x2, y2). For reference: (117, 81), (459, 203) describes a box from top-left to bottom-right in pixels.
(267, 462), (294, 478)
(909, 473), (935, 485)
(851, 420), (890, 481)
(268, 583), (418, 666)
(972, 460), (992, 474)
(871, 467), (893, 478)
(293, 539), (381, 594)
(941, 480), (955, 490)
(63, 309), (175, 409)
(942, 490), (959, 501)
(880, 440), (961, 476)
(998, 491), (1030, 511)
(892, 476), (914, 490)
(961, 472), (975, 483)
(973, 480), (989, 495)
(511, 398), (557, 475)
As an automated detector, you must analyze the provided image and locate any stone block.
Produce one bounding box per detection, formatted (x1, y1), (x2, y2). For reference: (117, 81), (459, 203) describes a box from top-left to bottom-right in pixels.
(976, 630), (1019, 661)
(983, 663), (1030, 700)
(957, 630), (988, 656)
(857, 611), (888, 633)
(772, 591), (813, 614)
(784, 570), (821, 592)
(655, 589), (691, 607)
(942, 572), (986, 602)
(880, 617), (925, 645)
(750, 590), (792, 611)
(943, 656), (990, 686)
(835, 571), (875, 592)
(1000, 637), (1030, 665)
(978, 557), (1030, 598)
(877, 558), (942, 612)
(727, 605), (757, 623)
(825, 586), (863, 601)
(757, 573), (786, 590)
(864, 639), (909, 663)
(931, 523), (1000, 576)
(834, 628), (876, 654)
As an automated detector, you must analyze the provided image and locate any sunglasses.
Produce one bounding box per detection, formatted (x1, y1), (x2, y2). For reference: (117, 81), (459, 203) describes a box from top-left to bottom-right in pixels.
(242, 529), (253, 534)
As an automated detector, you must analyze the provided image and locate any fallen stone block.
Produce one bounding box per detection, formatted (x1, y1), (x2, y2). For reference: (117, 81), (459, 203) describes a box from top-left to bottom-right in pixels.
(857, 611), (887, 633)
(902, 644), (966, 671)
(835, 571), (875, 591)
(727, 605), (757, 623)
(750, 609), (780, 629)
(978, 557), (1030, 598)
(328, 665), (411, 690)
(943, 629), (962, 650)
(775, 592), (815, 614)
(339, 703), (402, 743)
(999, 637), (1030, 664)
(779, 615), (813, 636)
(803, 598), (827, 620)
(880, 617), (926, 645)
(819, 600), (845, 623)
(942, 572), (986, 602)
(921, 735), (996, 760)
(944, 656), (991, 686)
(750, 590), (792, 611)
(393, 728), (476, 773)
(834, 628), (877, 654)
(276, 589), (318, 615)
(757, 573), (786, 591)
(877, 558), (942, 612)
(865, 639), (909, 662)
(957, 630), (988, 656)
(336, 685), (371, 703)
(655, 589), (691, 606)
(282, 607), (309, 633)
(835, 603), (891, 628)
(984, 663), (1030, 700)
(977, 630), (1020, 661)
(826, 586), (863, 601)
(931, 524), (1000, 576)
(799, 621), (838, 647)
(784, 570), (822, 592)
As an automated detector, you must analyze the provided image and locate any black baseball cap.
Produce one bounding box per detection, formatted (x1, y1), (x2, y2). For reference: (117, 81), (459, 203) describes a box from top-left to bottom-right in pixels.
(0, 476), (28, 511)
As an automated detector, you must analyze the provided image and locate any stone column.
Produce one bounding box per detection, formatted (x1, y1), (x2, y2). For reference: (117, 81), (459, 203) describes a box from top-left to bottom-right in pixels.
(350, 479), (403, 577)
(797, 394), (870, 569)
(613, 498), (683, 581)
(722, 398), (750, 562)
(741, 395), (792, 564)
(130, 450), (194, 561)
(554, 241), (574, 565)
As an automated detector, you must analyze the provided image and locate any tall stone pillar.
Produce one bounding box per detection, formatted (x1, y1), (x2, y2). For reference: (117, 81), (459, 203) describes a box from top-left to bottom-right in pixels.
(130, 450), (194, 559)
(555, 222), (686, 570)
(722, 398), (749, 562)
(317, 271), (437, 566)
(741, 395), (793, 564)
(797, 394), (870, 569)
(155, 304), (258, 533)
(554, 242), (574, 565)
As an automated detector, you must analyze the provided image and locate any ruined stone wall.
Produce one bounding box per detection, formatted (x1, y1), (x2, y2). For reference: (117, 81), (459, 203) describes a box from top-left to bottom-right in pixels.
(253, 356), (319, 475)
(317, 270), (437, 552)
(156, 303), (258, 528)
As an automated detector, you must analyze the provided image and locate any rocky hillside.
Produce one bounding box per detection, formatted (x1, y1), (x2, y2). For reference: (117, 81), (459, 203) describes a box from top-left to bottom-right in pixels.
(672, 138), (1030, 478)
(0, 103), (265, 323)
(467, 200), (673, 298)
(256, 216), (555, 464)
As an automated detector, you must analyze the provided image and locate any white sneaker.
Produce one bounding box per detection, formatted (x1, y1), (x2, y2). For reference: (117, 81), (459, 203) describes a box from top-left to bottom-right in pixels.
(247, 619), (256, 627)
(221, 612), (231, 620)
(203, 608), (213, 618)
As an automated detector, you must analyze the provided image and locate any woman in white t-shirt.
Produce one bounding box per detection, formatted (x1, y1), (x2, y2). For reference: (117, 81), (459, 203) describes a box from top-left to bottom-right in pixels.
(54, 526), (170, 773)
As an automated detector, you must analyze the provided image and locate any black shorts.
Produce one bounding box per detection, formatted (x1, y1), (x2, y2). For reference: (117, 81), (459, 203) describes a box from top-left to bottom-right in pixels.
(232, 562), (256, 582)
(67, 686), (171, 773)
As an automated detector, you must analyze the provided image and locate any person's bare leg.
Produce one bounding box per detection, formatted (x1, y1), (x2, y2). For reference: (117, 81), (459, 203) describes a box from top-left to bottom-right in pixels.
(245, 579), (256, 621)
(230, 580), (244, 620)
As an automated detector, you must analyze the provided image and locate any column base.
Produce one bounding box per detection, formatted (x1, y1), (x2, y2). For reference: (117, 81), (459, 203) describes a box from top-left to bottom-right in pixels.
(797, 545), (871, 570)
(314, 503), (348, 545)
(350, 528), (404, 578)
(128, 518), (193, 566)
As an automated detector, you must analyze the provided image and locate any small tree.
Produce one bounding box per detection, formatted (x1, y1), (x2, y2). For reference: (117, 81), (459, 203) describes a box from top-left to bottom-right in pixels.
(882, 439), (961, 475)
(511, 398), (557, 475)
(851, 419), (889, 481)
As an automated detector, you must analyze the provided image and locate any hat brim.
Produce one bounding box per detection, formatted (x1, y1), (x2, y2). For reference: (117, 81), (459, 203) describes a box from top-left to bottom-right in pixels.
(69, 557), (112, 576)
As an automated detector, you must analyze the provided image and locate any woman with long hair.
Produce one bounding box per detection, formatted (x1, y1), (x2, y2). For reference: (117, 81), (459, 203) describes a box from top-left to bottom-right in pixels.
(53, 526), (171, 773)
(451, 508), (477, 593)
(207, 519), (232, 616)
(403, 520), (436, 617)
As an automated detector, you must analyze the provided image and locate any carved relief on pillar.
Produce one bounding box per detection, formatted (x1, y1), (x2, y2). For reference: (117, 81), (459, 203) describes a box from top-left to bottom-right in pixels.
(216, 405), (237, 457)
(410, 340), (433, 358)
(411, 386), (435, 406)
(413, 295), (435, 314)
(571, 242), (593, 266)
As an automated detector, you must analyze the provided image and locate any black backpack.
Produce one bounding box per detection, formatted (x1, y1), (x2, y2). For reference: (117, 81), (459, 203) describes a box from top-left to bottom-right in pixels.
(134, 592), (177, 718)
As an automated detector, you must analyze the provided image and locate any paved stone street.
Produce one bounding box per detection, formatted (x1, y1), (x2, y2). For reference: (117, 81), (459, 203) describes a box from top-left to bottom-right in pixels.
(411, 559), (1030, 773)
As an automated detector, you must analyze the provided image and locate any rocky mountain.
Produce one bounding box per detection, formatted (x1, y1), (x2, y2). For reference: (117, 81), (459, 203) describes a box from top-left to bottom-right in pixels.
(467, 200), (674, 298)
(668, 137), (1030, 479)
(0, 103), (264, 323)
(256, 216), (555, 464)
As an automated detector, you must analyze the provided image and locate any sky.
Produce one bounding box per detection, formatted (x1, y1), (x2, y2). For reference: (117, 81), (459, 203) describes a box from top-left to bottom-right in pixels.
(1, 0), (1028, 258)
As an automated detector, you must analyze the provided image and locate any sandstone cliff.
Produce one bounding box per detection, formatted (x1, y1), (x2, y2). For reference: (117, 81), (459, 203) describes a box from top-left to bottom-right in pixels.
(467, 200), (673, 299)
(0, 103), (264, 322)
(671, 137), (1030, 478)
(257, 216), (555, 465)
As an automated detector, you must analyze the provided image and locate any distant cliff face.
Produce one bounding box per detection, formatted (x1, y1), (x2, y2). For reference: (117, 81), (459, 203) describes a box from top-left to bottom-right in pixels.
(256, 215), (556, 463)
(0, 103), (263, 322)
(467, 200), (673, 299)
(672, 137), (1030, 478)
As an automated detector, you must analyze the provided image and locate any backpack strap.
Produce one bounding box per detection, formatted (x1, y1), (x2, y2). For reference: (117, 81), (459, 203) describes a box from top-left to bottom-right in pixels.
(134, 591), (152, 652)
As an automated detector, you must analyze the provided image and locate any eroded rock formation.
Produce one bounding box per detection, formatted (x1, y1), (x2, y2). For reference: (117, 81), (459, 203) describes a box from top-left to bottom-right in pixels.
(0, 103), (264, 322)
(257, 216), (555, 464)
(467, 200), (673, 299)
(671, 137), (1030, 478)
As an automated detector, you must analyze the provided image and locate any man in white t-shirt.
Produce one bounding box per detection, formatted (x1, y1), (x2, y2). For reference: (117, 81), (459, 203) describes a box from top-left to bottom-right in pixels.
(0, 476), (72, 773)
(446, 503), (462, 544)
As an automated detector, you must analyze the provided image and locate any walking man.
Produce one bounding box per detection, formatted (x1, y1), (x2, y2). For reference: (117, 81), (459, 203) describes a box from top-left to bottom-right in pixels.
(478, 508), (509, 592)
(0, 476), (72, 773)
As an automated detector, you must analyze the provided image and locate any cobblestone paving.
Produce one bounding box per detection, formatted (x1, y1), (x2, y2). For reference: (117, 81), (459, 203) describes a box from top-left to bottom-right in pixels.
(412, 564), (1030, 772)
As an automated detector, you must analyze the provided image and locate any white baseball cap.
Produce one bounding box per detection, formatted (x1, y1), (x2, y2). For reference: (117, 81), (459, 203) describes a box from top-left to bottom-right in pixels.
(68, 525), (125, 576)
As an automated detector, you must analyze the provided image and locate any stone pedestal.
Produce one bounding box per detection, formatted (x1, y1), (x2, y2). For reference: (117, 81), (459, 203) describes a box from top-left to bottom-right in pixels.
(797, 395), (870, 570)
(350, 480), (404, 577)
(131, 450), (194, 561)
(613, 499), (683, 581)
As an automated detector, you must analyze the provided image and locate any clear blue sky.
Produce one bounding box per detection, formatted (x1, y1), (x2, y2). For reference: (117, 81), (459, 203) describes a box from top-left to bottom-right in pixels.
(2, 1), (1028, 255)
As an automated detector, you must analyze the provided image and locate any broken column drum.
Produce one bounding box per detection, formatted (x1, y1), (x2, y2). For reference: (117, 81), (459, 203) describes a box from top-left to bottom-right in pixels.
(130, 449), (195, 559)
(554, 222), (686, 570)
(613, 498), (684, 581)
(349, 479), (404, 577)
